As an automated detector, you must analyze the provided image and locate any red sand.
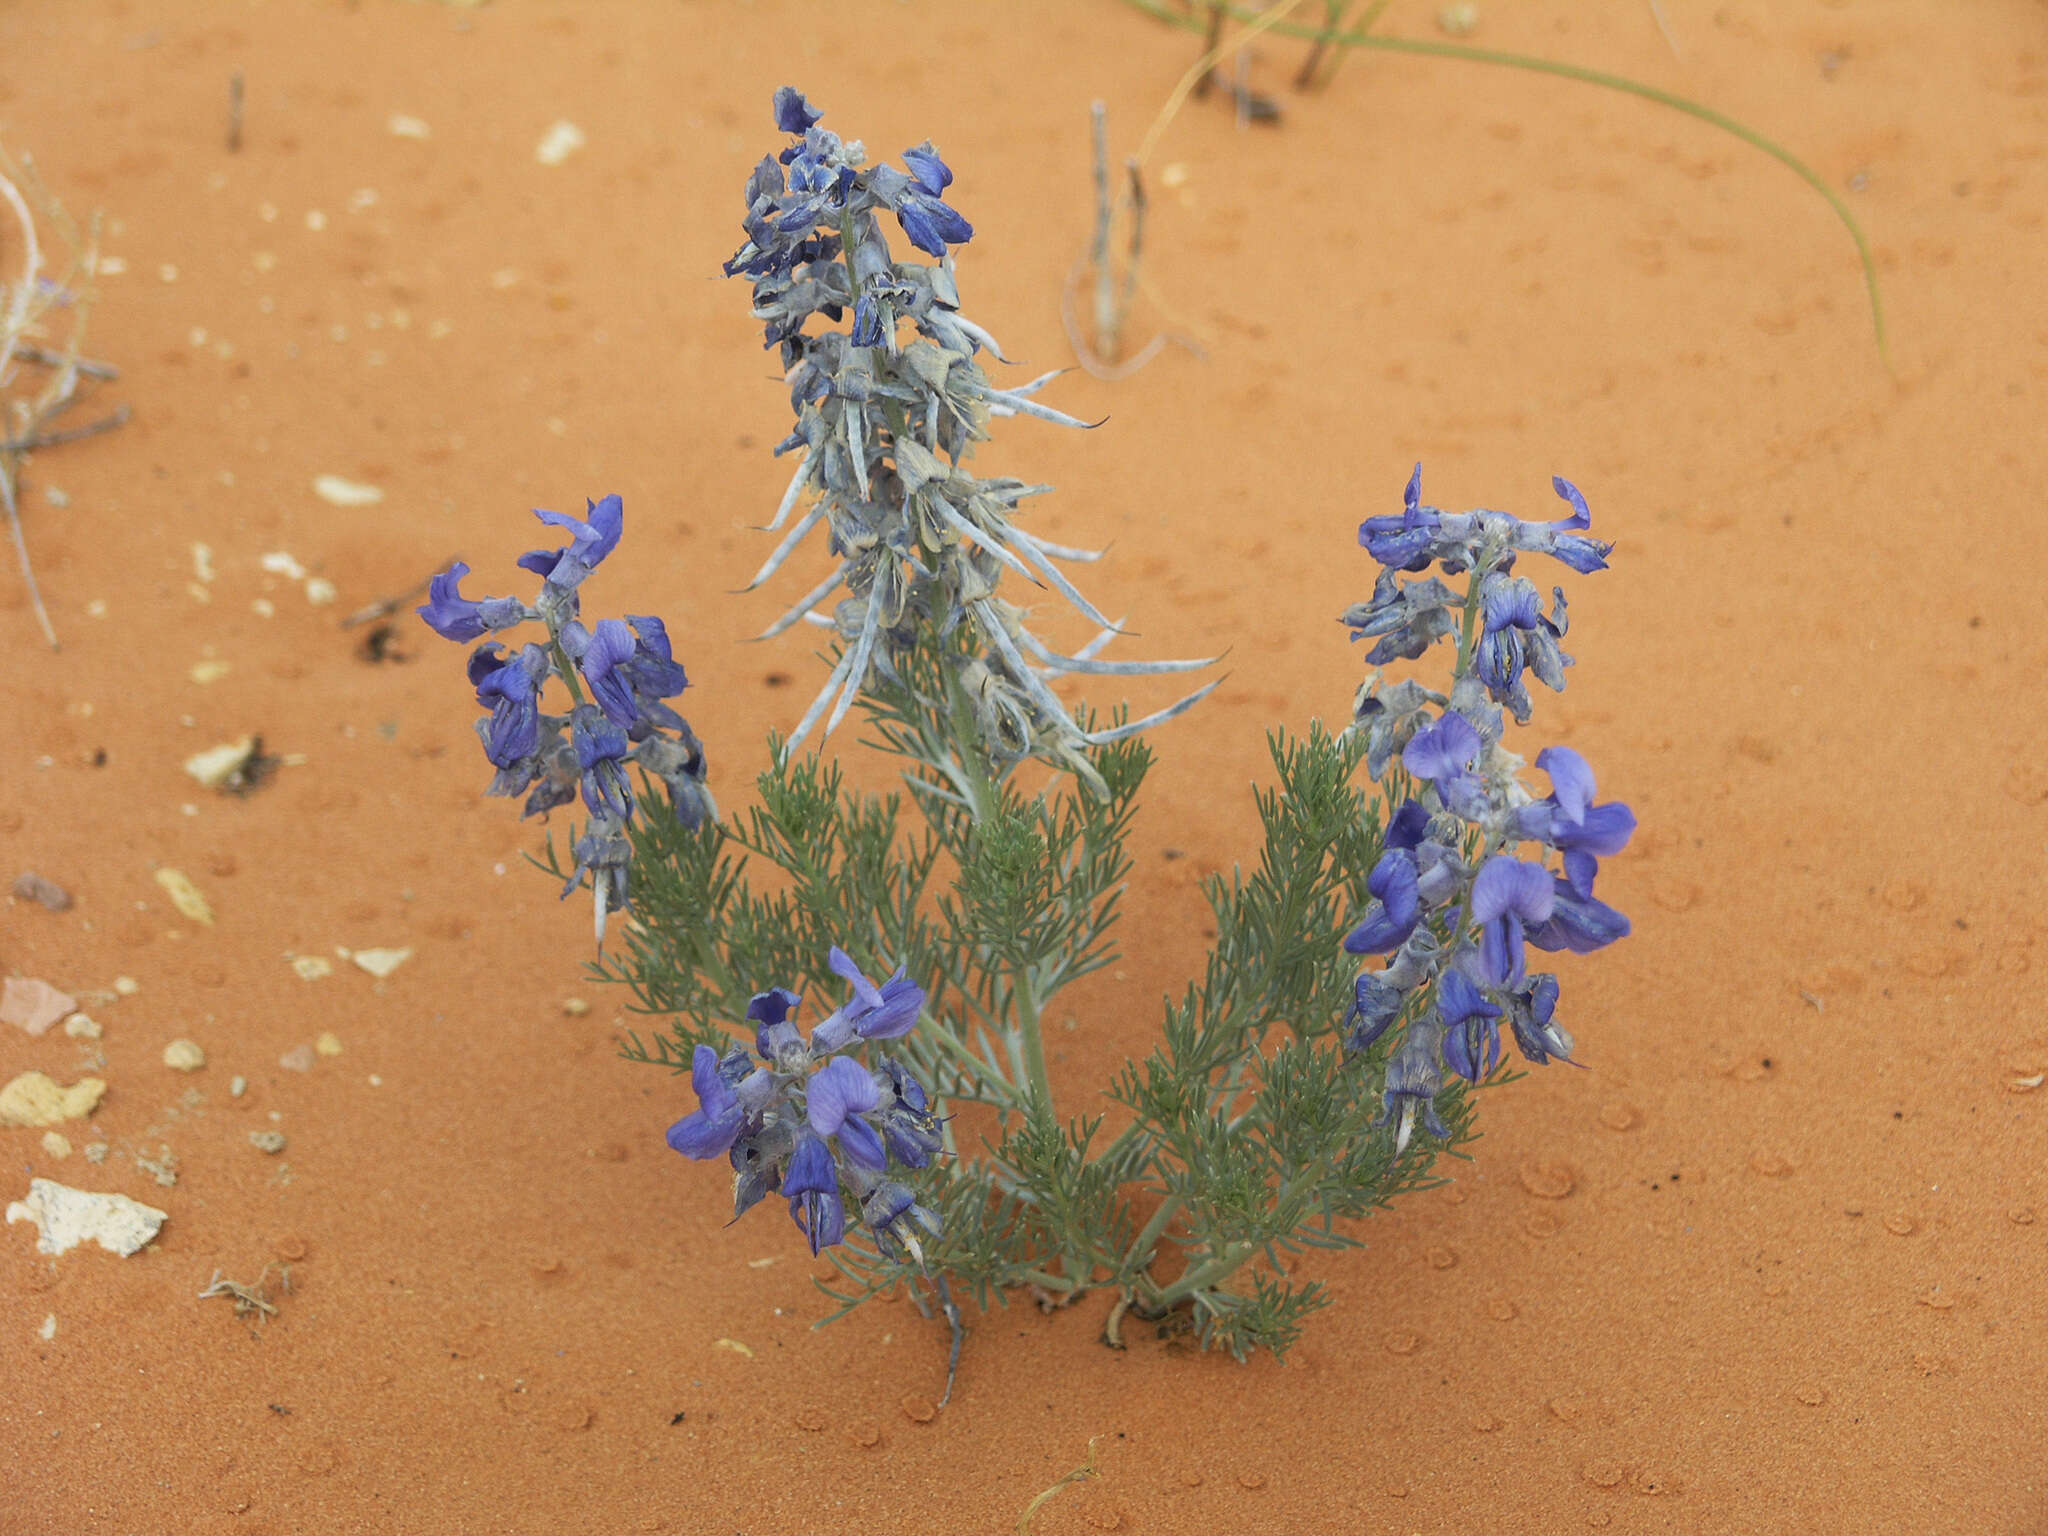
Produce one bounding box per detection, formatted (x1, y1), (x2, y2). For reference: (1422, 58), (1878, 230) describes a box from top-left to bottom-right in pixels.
(3, 2), (2043, 1530)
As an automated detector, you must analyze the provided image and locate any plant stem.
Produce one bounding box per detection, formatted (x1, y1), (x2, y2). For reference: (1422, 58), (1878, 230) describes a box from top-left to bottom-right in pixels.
(1014, 962), (1057, 1132)
(1119, 1192), (1181, 1277)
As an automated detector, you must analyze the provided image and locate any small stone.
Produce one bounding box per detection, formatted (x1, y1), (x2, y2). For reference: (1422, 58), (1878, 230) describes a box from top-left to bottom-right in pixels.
(184, 738), (259, 790)
(6, 1178), (167, 1255)
(63, 1013), (101, 1039)
(163, 1039), (207, 1072)
(113, 975), (139, 996)
(291, 955), (334, 981)
(535, 120), (587, 166)
(314, 1032), (343, 1057)
(1437, 4), (1480, 37)
(38, 1314), (56, 1340)
(0, 1072), (108, 1127)
(305, 577), (337, 606)
(83, 1143), (108, 1163)
(312, 474), (383, 507)
(561, 997), (591, 1017)
(3, 978), (77, 1036)
(279, 1044), (316, 1073)
(189, 659), (231, 685)
(230, 1075), (248, 1097)
(249, 1131), (287, 1155)
(388, 113), (431, 140)
(351, 946), (413, 979)
(11, 872), (72, 910)
(40, 1132), (72, 1159)
(154, 867), (215, 926)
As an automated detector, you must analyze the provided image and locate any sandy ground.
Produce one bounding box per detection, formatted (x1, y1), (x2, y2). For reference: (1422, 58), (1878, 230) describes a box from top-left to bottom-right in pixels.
(3, 1), (2045, 1531)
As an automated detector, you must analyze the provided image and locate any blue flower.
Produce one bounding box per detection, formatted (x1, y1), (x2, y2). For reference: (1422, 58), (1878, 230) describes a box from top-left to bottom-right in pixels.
(418, 563), (528, 641)
(569, 704), (634, 823)
(468, 642), (550, 768)
(861, 1179), (942, 1265)
(783, 1132), (846, 1254)
(748, 987), (807, 1067)
(619, 615), (691, 736)
(809, 947), (926, 1053)
(1524, 853), (1631, 956)
(895, 191), (973, 258)
(1343, 970), (1405, 1054)
(1438, 967), (1503, 1082)
(1470, 854), (1555, 986)
(901, 143), (953, 195)
(1344, 848), (1421, 955)
(1402, 711), (1487, 818)
(1513, 747), (1636, 857)
(561, 820), (631, 941)
(666, 1044), (768, 1159)
(568, 618), (640, 730)
(1529, 477), (1612, 574)
(772, 86), (823, 135)
(1341, 568), (1460, 665)
(807, 1055), (887, 1172)
(1502, 973), (1574, 1065)
(873, 1057), (944, 1169)
(1357, 464), (1441, 571)
(1378, 1019), (1449, 1155)
(518, 495), (625, 603)
(1385, 798), (1431, 850)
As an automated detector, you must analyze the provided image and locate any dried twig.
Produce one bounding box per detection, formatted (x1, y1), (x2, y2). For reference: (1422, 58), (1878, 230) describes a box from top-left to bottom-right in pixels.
(198, 1263), (289, 1320)
(339, 554), (458, 628)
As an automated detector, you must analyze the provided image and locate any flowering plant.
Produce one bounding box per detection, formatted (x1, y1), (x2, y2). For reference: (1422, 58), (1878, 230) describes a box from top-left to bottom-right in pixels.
(423, 89), (1634, 1371)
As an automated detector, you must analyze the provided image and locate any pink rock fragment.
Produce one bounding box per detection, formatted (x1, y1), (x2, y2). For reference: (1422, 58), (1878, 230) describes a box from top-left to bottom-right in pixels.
(2, 977), (77, 1037)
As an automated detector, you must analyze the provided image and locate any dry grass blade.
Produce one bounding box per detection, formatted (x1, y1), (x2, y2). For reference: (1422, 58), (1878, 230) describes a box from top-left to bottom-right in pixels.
(1, 143), (127, 649)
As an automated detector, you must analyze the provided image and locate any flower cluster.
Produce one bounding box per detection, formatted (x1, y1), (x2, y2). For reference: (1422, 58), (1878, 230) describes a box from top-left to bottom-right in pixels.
(665, 947), (944, 1263)
(417, 495), (715, 941)
(1340, 466), (1635, 1153)
(724, 88), (1213, 780)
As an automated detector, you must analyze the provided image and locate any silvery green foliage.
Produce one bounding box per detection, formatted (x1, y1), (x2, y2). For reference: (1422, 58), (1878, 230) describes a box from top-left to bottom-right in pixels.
(725, 88), (1215, 795)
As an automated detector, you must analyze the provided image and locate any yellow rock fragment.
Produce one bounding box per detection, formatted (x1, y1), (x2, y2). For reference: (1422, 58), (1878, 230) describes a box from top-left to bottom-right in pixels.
(315, 1032), (343, 1057)
(154, 867), (216, 926)
(0, 1072), (108, 1127)
(713, 1337), (755, 1359)
(189, 660), (231, 685)
(41, 1132), (72, 1160)
(163, 1039), (207, 1072)
(291, 955), (334, 981)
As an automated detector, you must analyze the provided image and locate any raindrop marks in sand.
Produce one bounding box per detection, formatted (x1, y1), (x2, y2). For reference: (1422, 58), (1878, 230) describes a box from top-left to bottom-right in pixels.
(1794, 1385), (1827, 1407)
(1519, 1160), (1576, 1200)
(1425, 1245), (1458, 1270)
(1882, 1213), (1918, 1237)
(1383, 1330), (1421, 1356)
(1487, 1297), (1519, 1322)
(847, 1419), (882, 1449)
(898, 1393), (936, 1424)
(1598, 1100), (1642, 1132)
(1748, 1151), (1795, 1178)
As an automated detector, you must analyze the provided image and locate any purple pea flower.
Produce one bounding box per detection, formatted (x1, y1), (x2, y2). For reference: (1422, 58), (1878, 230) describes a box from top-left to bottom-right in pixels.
(807, 1055), (887, 1172)
(748, 987), (807, 1068)
(874, 1057), (944, 1169)
(773, 86), (823, 135)
(809, 947), (926, 1053)
(468, 642), (550, 768)
(666, 1044), (771, 1159)
(1470, 855), (1556, 987)
(1514, 747), (1637, 857)
(518, 495), (625, 602)
(570, 705), (634, 823)
(895, 190), (973, 258)
(783, 1132), (846, 1254)
(861, 1179), (942, 1266)
(1343, 970), (1405, 1055)
(619, 615), (692, 737)
(1438, 968), (1504, 1082)
(569, 617), (641, 730)
(1503, 973), (1574, 1066)
(1344, 848), (1421, 956)
(418, 562), (527, 642)
(1402, 710), (1487, 818)
(1524, 852), (1631, 956)
(1357, 463), (1441, 571)
(1379, 1017), (1450, 1156)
